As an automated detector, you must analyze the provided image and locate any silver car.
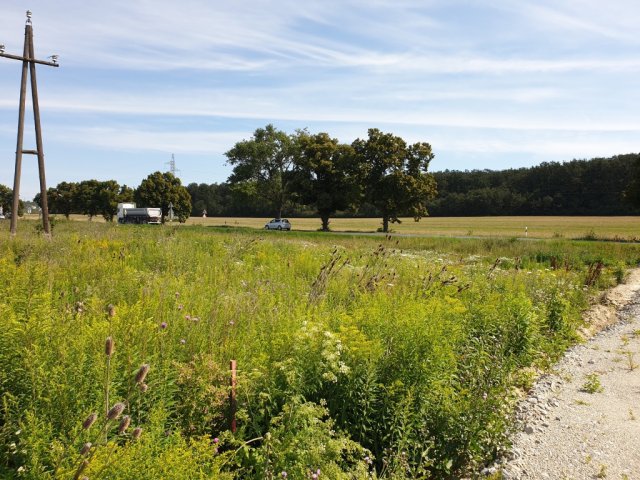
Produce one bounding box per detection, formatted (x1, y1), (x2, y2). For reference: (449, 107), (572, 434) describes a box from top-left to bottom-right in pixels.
(264, 218), (291, 231)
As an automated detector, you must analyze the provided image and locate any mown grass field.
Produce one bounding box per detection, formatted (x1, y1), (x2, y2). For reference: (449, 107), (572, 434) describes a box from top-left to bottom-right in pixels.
(1, 219), (639, 478)
(189, 216), (640, 240)
(20, 214), (640, 240)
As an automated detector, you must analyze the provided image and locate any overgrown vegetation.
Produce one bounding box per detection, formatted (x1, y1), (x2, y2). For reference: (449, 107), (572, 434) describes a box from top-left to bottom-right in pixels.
(1, 221), (639, 479)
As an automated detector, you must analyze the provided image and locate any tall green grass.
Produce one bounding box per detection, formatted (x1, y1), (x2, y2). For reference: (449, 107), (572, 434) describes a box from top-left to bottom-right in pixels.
(0, 220), (638, 478)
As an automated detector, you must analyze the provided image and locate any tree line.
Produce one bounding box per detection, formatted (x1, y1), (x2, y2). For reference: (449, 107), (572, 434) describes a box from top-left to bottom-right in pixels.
(192, 125), (437, 232)
(32, 172), (192, 222)
(2, 125), (435, 232)
(429, 154), (640, 216)
(4, 124), (637, 227)
(190, 149), (640, 222)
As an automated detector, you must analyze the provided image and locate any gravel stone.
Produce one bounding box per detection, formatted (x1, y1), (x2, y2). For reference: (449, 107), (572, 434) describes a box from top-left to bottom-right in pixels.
(483, 269), (640, 479)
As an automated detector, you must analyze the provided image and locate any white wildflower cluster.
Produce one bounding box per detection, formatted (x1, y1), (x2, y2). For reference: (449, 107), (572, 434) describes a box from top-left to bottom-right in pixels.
(320, 331), (350, 383)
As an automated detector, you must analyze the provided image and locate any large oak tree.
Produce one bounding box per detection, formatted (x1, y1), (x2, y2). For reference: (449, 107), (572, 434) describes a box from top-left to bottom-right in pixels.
(225, 124), (297, 219)
(352, 128), (437, 232)
(294, 131), (358, 231)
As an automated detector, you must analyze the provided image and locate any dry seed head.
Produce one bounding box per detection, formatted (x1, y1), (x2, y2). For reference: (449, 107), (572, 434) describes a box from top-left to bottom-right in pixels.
(107, 304), (116, 317)
(75, 459), (89, 477)
(118, 415), (131, 434)
(135, 364), (150, 384)
(80, 442), (92, 455)
(82, 412), (98, 429)
(132, 427), (142, 440)
(139, 383), (149, 393)
(107, 402), (125, 420)
(105, 337), (114, 357)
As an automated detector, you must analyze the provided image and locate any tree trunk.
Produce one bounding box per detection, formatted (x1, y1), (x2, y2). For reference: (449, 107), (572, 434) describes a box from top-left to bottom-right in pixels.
(321, 215), (330, 231)
(382, 215), (389, 233)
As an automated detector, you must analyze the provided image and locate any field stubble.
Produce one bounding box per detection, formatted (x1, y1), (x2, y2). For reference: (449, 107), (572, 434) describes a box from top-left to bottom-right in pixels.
(188, 215), (640, 241)
(20, 214), (640, 241)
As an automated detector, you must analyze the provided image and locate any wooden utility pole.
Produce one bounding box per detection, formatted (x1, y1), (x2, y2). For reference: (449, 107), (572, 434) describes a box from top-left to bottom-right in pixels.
(0, 11), (59, 237)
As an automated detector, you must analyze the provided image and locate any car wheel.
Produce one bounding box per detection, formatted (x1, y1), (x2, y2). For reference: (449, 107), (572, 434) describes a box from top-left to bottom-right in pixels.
(277, 226), (282, 230)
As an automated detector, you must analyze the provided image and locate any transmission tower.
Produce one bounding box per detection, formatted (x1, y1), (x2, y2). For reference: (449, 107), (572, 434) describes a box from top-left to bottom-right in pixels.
(166, 154), (180, 177)
(0, 11), (59, 237)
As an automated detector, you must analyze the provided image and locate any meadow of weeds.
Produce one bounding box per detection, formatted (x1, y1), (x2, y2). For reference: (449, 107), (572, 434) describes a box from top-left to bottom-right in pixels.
(0, 220), (639, 479)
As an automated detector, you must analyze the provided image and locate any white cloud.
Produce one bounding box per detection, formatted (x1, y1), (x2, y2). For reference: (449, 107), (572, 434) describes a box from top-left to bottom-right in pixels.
(50, 126), (244, 155)
(2, 1), (636, 73)
(515, 0), (640, 44)
(0, 87), (635, 134)
(1, 0), (639, 197)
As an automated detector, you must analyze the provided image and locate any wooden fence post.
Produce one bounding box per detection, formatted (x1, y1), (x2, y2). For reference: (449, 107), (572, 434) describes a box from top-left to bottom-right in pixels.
(230, 360), (237, 433)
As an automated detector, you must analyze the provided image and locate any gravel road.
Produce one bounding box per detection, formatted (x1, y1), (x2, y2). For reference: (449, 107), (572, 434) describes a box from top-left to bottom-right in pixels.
(493, 270), (640, 480)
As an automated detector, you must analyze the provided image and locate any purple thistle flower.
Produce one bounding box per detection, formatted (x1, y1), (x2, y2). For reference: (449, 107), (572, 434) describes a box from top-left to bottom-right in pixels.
(281, 472), (287, 478)
(213, 437), (219, 444)
(160, 322), (167, 329)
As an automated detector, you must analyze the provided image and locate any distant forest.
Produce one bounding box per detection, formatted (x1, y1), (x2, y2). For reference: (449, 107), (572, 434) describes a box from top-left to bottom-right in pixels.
(429, 153), (640, 216)
(189, 153), (640, 217)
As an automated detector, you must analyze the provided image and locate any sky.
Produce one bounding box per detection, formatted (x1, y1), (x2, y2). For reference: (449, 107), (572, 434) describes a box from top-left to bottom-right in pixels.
(0, 0), (639, 200)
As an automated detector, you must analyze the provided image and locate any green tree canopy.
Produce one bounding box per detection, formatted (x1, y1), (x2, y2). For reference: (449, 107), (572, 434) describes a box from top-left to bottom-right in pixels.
(95, 180), (123, 222)
(0, 184), (13, 215)
(352, 128), (437, 232)
(118, 185), (135, 204)
(47, 181), (78, 219)
(76, 180), (101, 220)
(38, 181), (133, 221)
(225, 124), (297, 219)
(294, 131), (358, 231)
(135, 171), (191, 223)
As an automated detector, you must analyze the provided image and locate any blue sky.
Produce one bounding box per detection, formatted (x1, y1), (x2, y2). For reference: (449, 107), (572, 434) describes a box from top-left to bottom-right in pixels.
(1, 0), (638, 199)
